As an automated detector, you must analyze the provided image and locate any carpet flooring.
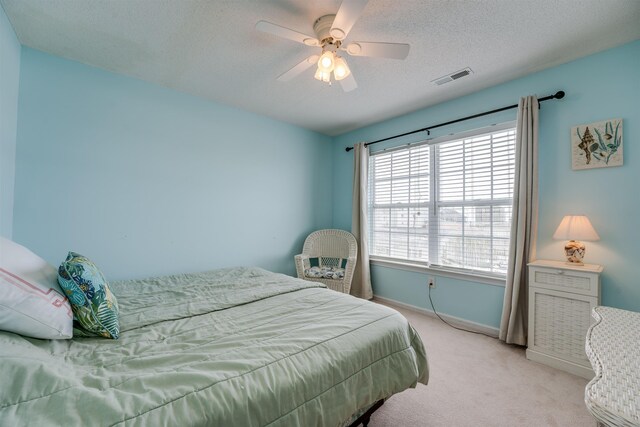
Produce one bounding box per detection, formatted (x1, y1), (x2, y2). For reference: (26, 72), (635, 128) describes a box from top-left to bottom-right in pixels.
(369, 302), (595, 427)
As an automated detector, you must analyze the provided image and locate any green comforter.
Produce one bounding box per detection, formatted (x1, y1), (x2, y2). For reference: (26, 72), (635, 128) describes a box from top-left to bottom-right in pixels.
(0, 267), (428, 426)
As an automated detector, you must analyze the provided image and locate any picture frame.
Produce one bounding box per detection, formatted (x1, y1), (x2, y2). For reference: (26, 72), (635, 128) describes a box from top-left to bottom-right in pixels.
(571, 118), (623, 170)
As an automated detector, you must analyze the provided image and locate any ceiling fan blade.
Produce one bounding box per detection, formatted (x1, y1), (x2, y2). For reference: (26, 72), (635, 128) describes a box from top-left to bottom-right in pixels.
(256, 21), (319, 46)
(339, 73), (358, 92)
(277, 55), (319, 82)
(344, 42), (410, 60)
(330, 0), (369, 40)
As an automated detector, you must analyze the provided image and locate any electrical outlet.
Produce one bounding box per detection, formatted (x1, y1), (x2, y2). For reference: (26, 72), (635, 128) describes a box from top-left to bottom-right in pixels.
(428, 276), (436, 288)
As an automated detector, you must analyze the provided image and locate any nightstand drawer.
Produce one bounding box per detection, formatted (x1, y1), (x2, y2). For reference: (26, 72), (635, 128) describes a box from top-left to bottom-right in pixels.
(529, 266), (598, 297)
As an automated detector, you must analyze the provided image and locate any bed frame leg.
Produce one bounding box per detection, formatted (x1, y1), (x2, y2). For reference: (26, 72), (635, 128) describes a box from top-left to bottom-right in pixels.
(348, 399), (385, 427)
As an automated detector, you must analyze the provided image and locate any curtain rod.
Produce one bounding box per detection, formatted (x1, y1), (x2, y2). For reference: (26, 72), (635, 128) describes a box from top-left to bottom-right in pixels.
(344, 91), (565, 152)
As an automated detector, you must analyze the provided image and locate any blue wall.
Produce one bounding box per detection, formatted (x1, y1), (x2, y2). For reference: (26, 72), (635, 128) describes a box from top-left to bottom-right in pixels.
(332, 40), (640, 328)
(13, 48), (333, 280)
(0, 5), (20, 238)
(8, 35), (640, 327)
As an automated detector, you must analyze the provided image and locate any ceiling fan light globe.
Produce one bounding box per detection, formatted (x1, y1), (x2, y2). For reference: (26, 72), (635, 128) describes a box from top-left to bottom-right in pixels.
(314, 68), (331, 83)
(333, 56), (351, 80)
(318, 51), (335, 72)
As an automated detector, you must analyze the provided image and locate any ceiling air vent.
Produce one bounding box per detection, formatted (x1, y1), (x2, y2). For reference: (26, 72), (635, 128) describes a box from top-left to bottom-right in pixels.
(432, 67), (473, 86)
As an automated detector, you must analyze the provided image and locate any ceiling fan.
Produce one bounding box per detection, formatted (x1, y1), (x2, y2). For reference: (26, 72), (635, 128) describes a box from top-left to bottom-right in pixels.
(255, 0), (410, 92)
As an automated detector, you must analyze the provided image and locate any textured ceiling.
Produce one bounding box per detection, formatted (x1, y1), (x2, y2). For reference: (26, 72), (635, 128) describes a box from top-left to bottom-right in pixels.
(2, 0), (640, 136)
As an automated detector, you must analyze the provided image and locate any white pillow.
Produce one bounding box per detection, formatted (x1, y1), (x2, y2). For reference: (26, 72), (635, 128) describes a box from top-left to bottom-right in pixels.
(0, 237), (73, 339)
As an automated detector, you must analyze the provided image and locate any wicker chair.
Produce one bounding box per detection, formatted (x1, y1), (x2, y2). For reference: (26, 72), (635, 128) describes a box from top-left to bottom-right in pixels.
(295, 229), (358, 294)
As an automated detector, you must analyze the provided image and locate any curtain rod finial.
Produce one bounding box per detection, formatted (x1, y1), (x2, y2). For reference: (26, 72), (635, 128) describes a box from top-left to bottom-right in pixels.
(555, 91), (565, 99)
(345, 146), (354, 152)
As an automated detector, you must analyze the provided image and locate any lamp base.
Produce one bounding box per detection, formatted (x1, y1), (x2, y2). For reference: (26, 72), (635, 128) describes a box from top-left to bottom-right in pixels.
(564, 240), (586, 265)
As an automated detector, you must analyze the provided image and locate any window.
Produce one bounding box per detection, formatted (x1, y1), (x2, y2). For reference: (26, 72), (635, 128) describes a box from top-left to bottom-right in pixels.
(368, 124), (516, 276)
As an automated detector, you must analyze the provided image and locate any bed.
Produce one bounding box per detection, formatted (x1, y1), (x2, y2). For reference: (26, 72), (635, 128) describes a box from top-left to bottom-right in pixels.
(0, 267), (428, 426)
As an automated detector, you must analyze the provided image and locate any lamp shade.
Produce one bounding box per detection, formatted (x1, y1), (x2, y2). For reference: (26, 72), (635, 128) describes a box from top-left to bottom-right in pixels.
(552, 215), (600, 241)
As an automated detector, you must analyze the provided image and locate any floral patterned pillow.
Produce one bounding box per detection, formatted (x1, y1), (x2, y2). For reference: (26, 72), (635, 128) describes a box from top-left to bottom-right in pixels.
(57, 252), (119, 339)
(304, 266), (345, 280)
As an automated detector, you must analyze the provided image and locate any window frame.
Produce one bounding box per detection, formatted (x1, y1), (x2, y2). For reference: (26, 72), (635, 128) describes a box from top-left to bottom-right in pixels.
(367, 121), (516, 285)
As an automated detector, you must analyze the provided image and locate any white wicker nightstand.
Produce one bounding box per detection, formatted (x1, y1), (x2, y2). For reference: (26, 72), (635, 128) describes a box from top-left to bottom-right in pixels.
(526, 259), (603, 379)
(585, 306), (640, 427)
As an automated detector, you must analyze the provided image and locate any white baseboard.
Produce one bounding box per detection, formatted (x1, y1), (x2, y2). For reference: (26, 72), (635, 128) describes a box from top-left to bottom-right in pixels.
(526, 349), (594, 379)
(372, 295), (500, 338)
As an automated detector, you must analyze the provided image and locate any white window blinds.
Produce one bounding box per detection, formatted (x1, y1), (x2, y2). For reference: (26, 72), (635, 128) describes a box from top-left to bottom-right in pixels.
(434, 128), (515, 274)
(369, 144), (430, 263)
(368, 125), (516, 276)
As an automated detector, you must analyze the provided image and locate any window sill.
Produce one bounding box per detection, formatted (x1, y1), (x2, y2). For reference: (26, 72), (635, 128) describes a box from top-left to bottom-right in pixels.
(369, 257), (506, 287)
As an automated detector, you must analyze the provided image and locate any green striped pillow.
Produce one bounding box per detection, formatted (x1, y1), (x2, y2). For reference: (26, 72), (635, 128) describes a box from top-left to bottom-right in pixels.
(57, 252), (119, 339)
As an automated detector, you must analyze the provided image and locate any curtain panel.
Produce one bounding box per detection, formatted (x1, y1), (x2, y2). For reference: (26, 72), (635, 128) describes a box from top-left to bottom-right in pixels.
(351, 142), (373, 300)
(499, 96), (539, 346)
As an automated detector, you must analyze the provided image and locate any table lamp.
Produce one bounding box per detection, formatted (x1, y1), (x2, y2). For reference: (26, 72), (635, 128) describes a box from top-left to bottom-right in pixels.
(552, 215), (600, 265)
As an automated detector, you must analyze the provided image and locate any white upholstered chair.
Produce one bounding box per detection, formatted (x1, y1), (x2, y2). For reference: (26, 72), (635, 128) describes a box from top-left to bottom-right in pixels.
(295, 229), (358, 294)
